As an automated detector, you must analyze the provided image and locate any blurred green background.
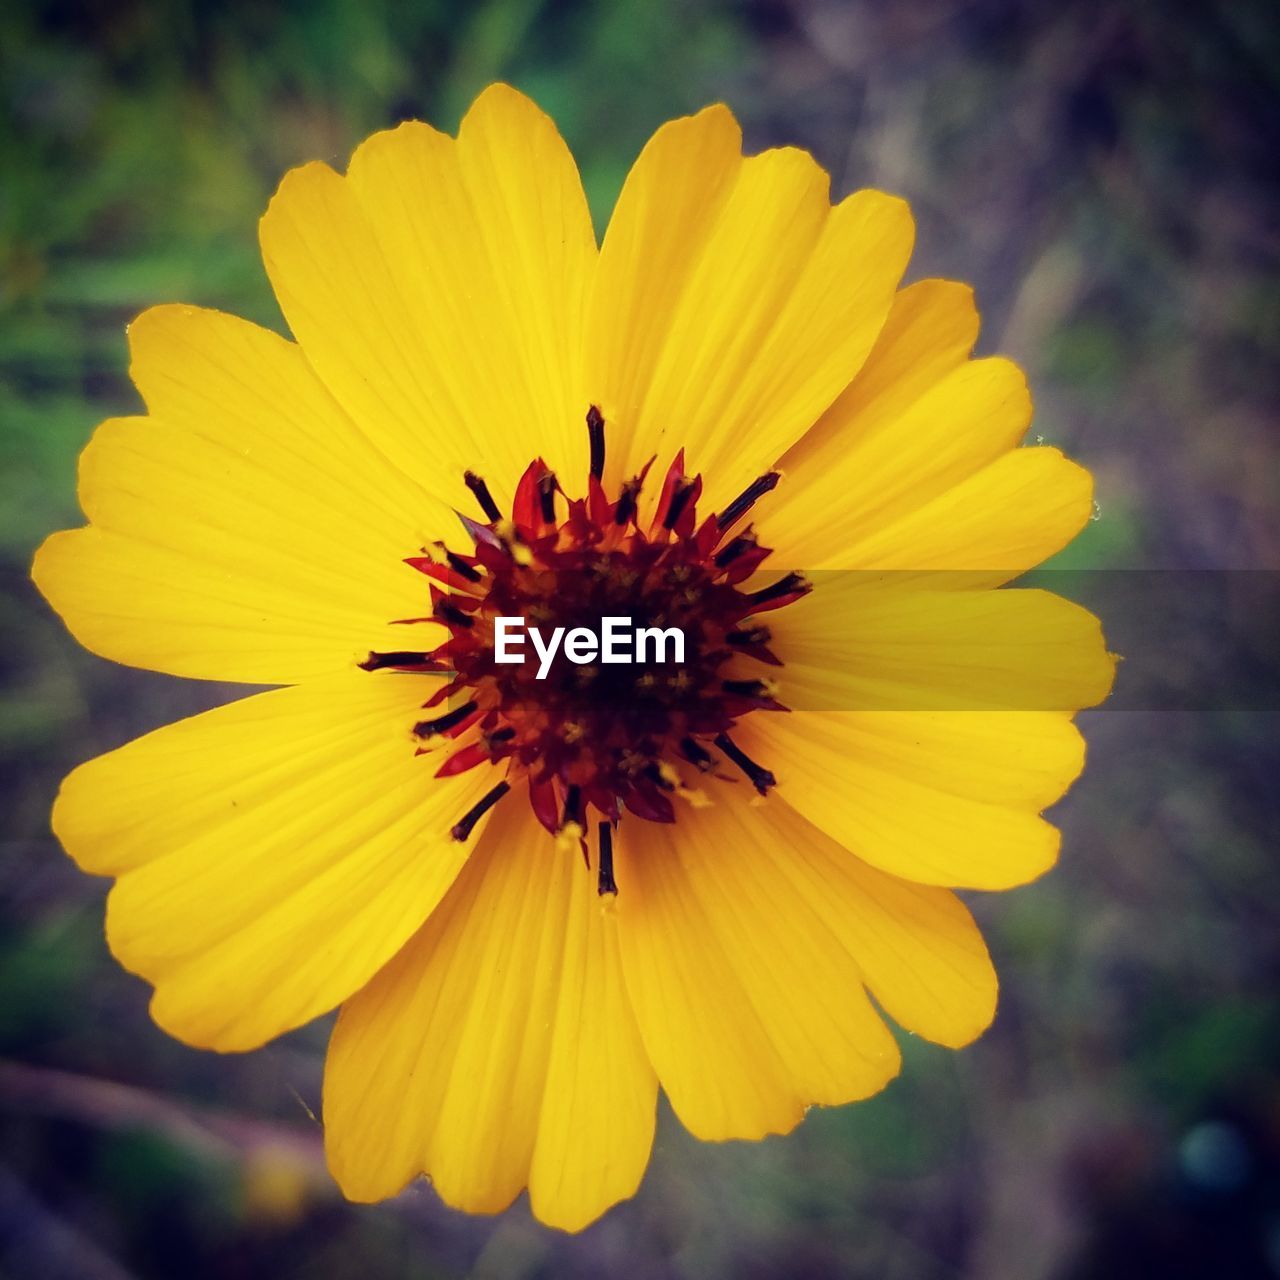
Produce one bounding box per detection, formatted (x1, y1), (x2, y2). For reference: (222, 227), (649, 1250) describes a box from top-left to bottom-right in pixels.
(2, 0), (1278, 1276)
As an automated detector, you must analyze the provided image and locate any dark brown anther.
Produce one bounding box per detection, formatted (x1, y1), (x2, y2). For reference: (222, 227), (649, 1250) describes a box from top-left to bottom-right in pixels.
(714, 530), (757, 568)
(722, 679), (771, 699)
(435, 601), (475, 629)
(663, 478), (698, 531)
(562, 784), (582, 829)
(725, 625), (771, 647)
(716, 472), (780, 532)
(451, 780), (511, 841)
(680, 736), (714, 771)
(444, 550), (482, 583)
(414, 700), (478, 737)
(744, 572), (811, 609)
(538, 470), (559, 524)
(614, 477), (642, 526)
(463, 470), (502, 522)
(597, 822), (618, 895)
(587, 405), (606, 480)
(713, 733), (776, 795)
(359, 649), (432, 671)
(486, 726), (516, 748)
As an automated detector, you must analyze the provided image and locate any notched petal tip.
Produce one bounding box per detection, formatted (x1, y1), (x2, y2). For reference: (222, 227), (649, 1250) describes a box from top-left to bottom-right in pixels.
(124, 304), (305, 422)
(1011, 819), (1062, 888)
(30, 524), (76, 593)
(748, 143), (833, 203)
(918, 966), (1000, 1052)
(74, 415), (142, 516)
(689, 99), (741, 129)
(933, 279), (979, 336)
(146, 978), (274, 1056)
(48, 766), (94, 876)
(258, 159), (347, 257)
(887, 276), (983, 363)
(838, 186), (916, 238)
(1055, 597), (1121, 711)
(125, 301), (207, 348)
(647, 100), (743, 155)
(126, 303), (198, 403)
(346, 117), (453, 186)
(1031, 445), (1096, 546)
(458, 80), (563, 145)
(29, 526), (98, 642)
(947, 355), (1033, 440)
(323, 1139), (416, 1208)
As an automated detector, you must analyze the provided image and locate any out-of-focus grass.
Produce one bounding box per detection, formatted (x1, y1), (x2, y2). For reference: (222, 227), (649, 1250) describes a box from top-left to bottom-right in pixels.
(2, 1), (1278, 1277)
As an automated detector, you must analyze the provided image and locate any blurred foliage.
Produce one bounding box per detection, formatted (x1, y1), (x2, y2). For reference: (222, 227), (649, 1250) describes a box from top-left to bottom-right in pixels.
(2, 0), (1279, 1277)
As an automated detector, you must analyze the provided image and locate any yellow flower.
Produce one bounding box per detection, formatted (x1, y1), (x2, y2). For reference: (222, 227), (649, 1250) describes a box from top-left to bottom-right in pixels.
(32, 84), (1115, 1232)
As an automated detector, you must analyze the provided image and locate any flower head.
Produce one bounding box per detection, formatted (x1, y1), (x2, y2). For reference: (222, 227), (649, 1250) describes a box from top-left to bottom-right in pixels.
(33, 85), (1115, 1231)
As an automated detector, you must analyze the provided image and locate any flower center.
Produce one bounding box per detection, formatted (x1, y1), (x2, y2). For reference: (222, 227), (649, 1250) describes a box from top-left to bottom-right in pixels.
(361, 408), (809, 893)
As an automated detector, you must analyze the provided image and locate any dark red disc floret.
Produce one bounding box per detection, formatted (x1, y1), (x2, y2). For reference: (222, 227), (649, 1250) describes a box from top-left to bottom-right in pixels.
(360, 407), (809, 893)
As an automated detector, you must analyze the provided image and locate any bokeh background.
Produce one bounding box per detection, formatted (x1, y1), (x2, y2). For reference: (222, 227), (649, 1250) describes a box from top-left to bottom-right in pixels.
(3, 0), (1278, 1276)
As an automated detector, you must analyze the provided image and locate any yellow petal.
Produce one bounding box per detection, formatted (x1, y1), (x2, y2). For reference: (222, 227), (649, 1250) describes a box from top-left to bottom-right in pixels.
(827, 446), (1093, 580)
(456, 83), (598, 493)
(585, 105), (742, 492)
(528, 869), (657, 1231)
(324, 802), (656, 1230)
(718, 792), (998, 1047)
(261, 84), (595, 508)
(779, 277), (980, 473)
(616, 802), (901, 1142)
(54, 675), (499, 1051)
(813, 853), (997, 1049)
(32, 306), (444, 684)
(762, 281), (1036, 567)
(741, 710), (1085, 889)
(723, 189), (913, 488)
(591, 111), (913, 507)
(126, 304), (445, 536)
(772, 581), (1117, 713)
